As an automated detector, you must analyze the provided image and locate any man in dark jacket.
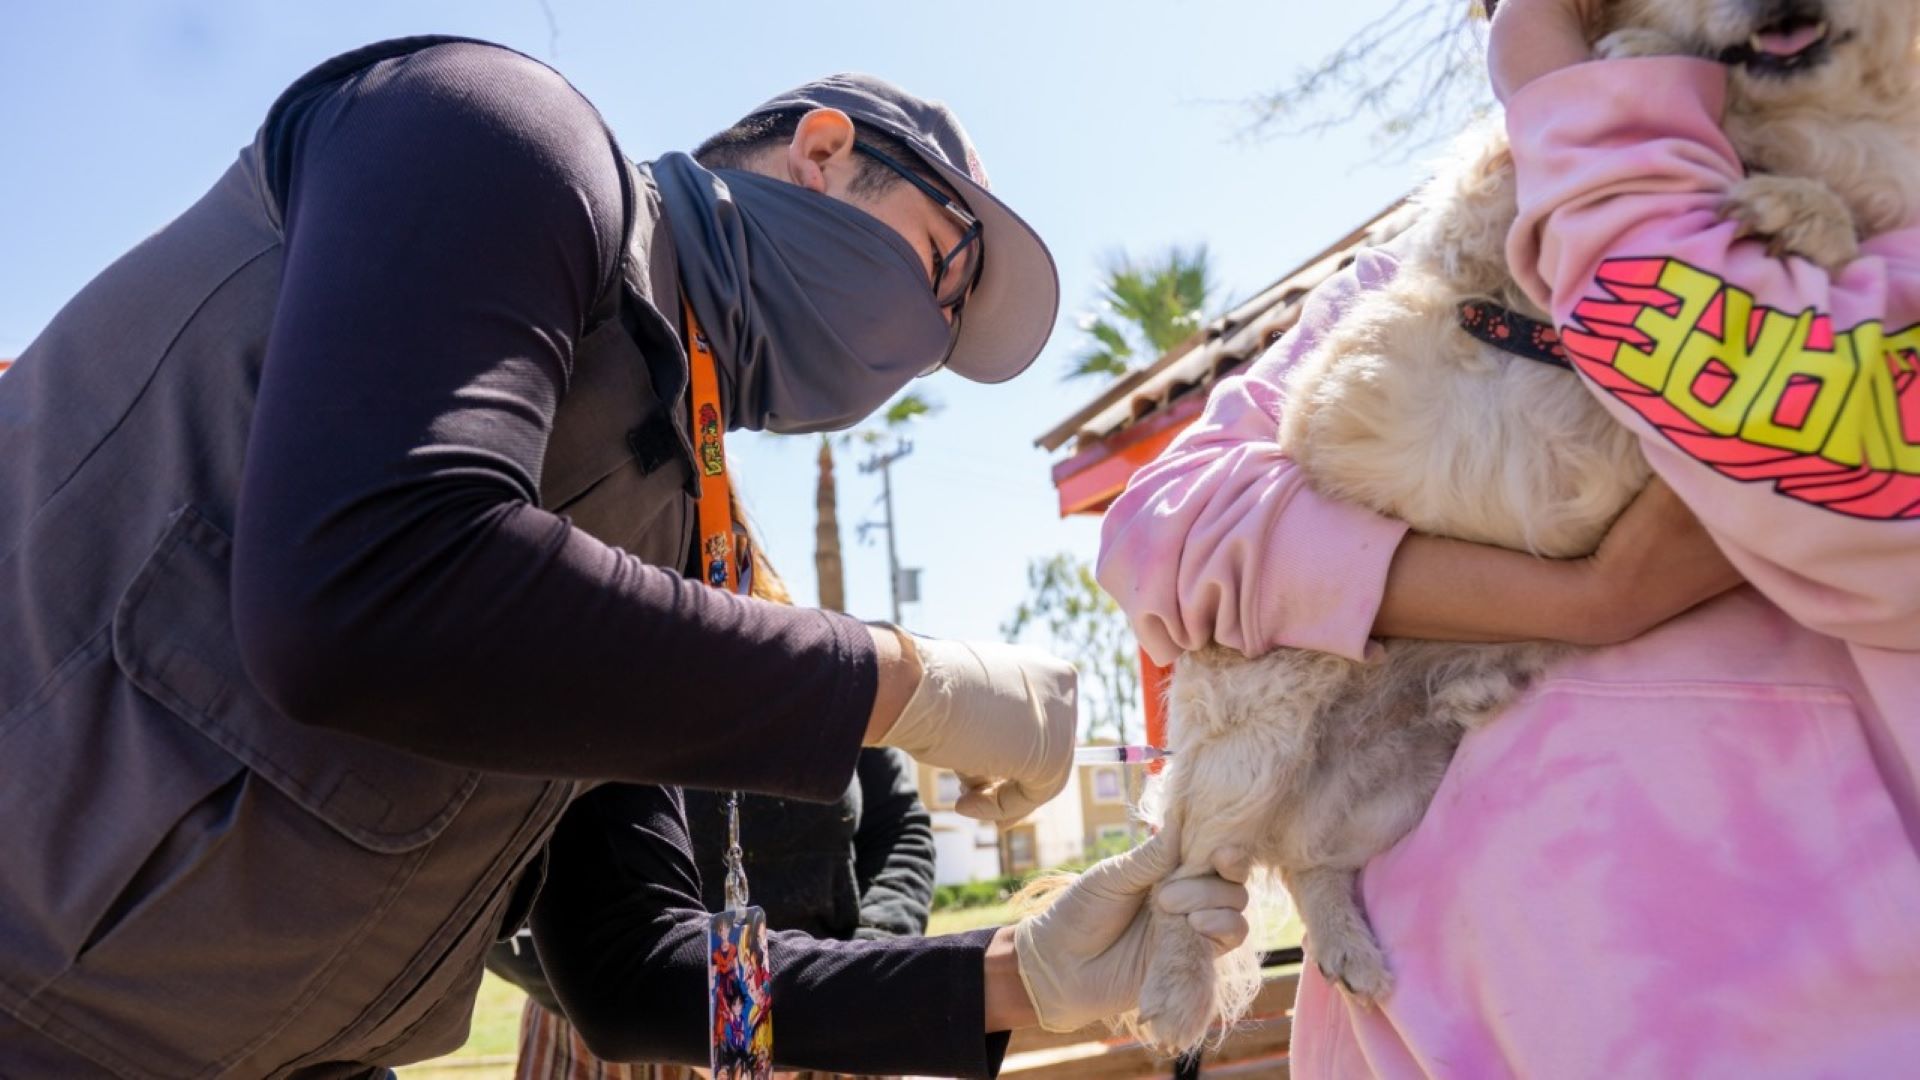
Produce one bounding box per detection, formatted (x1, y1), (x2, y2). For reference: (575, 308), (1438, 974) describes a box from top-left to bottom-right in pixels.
(0, 37), (1250, 1078)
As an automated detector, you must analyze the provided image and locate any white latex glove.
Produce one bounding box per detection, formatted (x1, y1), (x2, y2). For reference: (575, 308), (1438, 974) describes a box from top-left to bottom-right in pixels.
(878, 636), (1076, 822)
(1013, 826), (1252, 1033)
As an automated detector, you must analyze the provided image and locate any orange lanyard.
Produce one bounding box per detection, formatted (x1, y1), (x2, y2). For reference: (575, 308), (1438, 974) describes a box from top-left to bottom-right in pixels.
(684, 298), (745, 596)
(684, 298), (758, 918)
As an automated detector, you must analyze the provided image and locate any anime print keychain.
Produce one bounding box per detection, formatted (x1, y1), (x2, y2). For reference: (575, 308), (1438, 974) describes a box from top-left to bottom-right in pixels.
(707, 792), (772, 1079)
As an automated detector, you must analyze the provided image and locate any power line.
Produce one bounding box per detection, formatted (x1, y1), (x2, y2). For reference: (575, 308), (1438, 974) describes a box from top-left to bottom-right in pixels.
(857, 439), (915, 624)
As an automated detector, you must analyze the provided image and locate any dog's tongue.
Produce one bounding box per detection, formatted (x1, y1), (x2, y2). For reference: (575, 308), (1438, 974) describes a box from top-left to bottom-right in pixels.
(1752, 22), (1828, 57)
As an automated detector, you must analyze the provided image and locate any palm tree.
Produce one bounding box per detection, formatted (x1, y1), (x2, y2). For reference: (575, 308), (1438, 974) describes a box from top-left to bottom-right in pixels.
(813, 437), (846, 612)
(811, 390), (939, 613)
(1070, 245), (1218, 381)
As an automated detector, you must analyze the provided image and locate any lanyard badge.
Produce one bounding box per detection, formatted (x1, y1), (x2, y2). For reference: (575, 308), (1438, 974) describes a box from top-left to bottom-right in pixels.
(707, 791), (771, 1079)
(686, 300), (774, 1079)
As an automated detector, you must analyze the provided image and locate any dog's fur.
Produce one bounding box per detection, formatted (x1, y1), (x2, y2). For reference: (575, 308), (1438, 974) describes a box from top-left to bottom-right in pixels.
(1134, 0), (1920, 1053)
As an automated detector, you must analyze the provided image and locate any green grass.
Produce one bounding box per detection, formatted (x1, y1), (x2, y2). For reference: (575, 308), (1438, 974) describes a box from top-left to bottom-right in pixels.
(396, 971), (524, 1080)
(930, 888), (1303, 954)
(929, 901), (1017, 935)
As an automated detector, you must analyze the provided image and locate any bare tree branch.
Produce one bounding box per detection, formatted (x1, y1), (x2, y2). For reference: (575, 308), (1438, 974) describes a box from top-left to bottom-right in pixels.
(1244, 1), (1495, 160)
(536, 0), (561, 59)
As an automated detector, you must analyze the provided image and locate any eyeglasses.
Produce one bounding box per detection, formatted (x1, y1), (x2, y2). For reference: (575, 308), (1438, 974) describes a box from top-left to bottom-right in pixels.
(852, 142), (983, 314)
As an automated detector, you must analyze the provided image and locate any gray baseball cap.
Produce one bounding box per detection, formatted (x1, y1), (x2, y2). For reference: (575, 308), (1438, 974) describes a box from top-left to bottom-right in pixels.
(742, 73), (1060, 384)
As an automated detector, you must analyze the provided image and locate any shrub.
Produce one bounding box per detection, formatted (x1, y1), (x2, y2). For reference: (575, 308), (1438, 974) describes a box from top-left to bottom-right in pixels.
(932, 875), (1023, 912)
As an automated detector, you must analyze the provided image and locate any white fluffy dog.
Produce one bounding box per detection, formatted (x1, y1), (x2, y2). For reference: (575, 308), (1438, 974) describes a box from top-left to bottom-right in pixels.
(1134, 0), (1920, 1053)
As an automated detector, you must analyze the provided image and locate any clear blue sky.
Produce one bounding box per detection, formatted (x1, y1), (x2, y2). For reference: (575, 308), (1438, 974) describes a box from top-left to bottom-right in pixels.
(0, 1), (1445, 656)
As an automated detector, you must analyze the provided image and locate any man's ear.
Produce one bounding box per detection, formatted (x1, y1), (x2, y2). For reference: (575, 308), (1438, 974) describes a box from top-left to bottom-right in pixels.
(785, 108), (857, 194)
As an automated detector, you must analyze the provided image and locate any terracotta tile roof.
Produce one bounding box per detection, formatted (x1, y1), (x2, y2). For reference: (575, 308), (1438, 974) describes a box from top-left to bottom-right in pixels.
(1035, 199), (1418, 454)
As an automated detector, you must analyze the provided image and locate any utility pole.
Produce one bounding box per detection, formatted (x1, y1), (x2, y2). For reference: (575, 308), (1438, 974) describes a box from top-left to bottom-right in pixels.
(859, 439), (914, 624)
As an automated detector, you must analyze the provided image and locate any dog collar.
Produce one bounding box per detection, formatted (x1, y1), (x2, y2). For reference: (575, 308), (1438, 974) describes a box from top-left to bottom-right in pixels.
(1457, 301), (1571, 371)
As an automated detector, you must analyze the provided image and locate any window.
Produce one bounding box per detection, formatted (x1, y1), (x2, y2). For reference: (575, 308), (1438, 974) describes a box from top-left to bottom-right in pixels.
(933, 770), (962, 810)
(1091, 765), (1125, 804)
(1004, 826), (1038, 875)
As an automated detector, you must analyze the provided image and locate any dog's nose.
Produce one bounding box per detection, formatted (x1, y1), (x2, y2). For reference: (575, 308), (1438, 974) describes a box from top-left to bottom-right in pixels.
(1746, 0), (1827, 28)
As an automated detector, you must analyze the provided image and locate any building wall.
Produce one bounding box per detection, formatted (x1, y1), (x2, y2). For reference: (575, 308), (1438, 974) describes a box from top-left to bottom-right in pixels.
(918, 760), (1094, 883)
(1015, 771), (1086, 874)
(926, 810), (1004, 886)
(1080, 762), (1143, 854)
(917, 763), (1004, 885)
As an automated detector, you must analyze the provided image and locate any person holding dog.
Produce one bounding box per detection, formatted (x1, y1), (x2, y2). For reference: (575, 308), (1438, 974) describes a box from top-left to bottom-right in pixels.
(0, 37), (1251, 1078)
(1100, 0), (1920, 1074)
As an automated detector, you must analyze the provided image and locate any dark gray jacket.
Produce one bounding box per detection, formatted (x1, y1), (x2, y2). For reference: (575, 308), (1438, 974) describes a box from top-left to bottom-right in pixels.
(0, 37), (709, 1077)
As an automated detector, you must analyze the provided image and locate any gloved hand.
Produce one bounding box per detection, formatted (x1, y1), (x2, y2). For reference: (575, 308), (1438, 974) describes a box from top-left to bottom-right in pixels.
(1013, 826), (1252, 1033)
(877, 635), (1076, 822)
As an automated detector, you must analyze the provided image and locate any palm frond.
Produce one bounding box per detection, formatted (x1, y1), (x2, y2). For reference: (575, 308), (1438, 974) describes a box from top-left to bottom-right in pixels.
(1071, 245), (1221, 382)
(881, 390), (939, 428)
(1068, 351), (1134, 381)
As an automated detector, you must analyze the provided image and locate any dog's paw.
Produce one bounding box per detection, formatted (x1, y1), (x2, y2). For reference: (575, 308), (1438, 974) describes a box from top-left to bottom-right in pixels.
(1137, 913), (1221, 1053)
(1137, 970), (1217, 1054)
(1314, 926), (1393, 1004)
(1720, 175), (1859, 272)
(1595, 27), (1690, 60)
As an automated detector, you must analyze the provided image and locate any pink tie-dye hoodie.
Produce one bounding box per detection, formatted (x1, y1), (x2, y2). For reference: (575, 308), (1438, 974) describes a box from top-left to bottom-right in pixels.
(1098, 56), (1920, 1078)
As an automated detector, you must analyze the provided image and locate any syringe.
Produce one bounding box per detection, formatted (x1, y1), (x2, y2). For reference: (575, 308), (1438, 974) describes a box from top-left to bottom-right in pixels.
(1072, 745), (1171, 766)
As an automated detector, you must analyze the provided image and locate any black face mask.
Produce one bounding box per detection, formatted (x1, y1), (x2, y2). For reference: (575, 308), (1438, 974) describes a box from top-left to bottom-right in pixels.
(647, 153), (951, 434)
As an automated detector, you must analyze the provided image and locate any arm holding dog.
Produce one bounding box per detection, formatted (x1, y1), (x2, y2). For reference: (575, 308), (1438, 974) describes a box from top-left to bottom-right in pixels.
(1097, 250), (1410, 665)
(1377, 476), (1739, 646)
(1501, 47), (1920, 651)
(1099, 249), (1737, 655)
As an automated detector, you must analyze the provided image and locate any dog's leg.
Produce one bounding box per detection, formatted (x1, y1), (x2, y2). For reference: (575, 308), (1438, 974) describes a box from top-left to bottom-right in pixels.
(1134, 654), (1310, 1054)
(1135, 731), (1273, 1054)
(1427, 642), (1563, 730)
(1720, 174), (1860, 272)
(1288, 863), (1391, 1001)
(1278, 644), (1526, 1006)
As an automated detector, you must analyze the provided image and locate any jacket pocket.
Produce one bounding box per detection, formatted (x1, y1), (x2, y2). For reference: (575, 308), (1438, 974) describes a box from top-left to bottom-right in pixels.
(0, 631), (246, 1006)
(1383, 678), (1920, 1060)
(1347, 680), (1920, 1078)
(4, 506), (483, 1077)
(1523, 680), (1920, 964)
(110, 505), (479, 851)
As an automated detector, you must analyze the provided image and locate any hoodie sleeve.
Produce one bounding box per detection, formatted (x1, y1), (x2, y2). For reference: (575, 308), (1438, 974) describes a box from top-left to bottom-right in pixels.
(1506, 56), (1920, 651)
(1096, 249), (1412, 666)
